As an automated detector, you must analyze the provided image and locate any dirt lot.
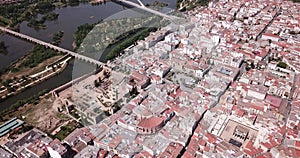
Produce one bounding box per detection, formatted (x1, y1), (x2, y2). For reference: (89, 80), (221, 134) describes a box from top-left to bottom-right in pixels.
(1, 94), (71, 134)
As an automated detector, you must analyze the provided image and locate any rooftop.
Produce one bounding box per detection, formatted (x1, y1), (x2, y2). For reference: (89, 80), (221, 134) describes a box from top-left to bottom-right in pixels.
(0, 118), (24, 137)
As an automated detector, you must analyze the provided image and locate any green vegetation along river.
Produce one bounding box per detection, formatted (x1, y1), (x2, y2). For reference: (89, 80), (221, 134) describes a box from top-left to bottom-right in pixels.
(0, 0), (177, 113)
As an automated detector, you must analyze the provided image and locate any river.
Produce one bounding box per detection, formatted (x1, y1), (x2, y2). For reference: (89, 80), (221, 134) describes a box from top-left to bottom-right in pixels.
(0, 0), (176, 113)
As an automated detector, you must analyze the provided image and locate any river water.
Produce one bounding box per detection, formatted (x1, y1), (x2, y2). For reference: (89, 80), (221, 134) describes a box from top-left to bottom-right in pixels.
(0, 0), (176, 112)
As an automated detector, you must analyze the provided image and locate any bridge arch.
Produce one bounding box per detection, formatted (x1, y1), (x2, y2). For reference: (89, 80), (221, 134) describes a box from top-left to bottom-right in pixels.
(0, 26), (105, 67)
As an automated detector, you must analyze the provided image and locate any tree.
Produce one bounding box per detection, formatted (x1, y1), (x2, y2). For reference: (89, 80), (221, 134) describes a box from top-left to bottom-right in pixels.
(74, 23), (98, 49)
(94, 80), (100, 87)
(104, 111), (111, 116)
(130, 86), (139, 97)
(277, 61), (287, 69)
(4, 78), (13, 87)
(250, 62), (255, 69)
(113, 103), (121, 113)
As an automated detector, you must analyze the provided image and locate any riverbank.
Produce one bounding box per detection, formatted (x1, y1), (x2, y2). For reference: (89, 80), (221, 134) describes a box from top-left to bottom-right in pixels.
(0, 0), (177, 118)
(0, 51), (71, 101)
(0, 0), (89, 28)
(73, 22), (101, 50)
(176, 0), (210, 11)
(26, 12), (59, 30)
(0, 2), (126, 114)
(75, 13), (165, 62)
(106, 27), (157, 60)
(52, 30), (64, 46)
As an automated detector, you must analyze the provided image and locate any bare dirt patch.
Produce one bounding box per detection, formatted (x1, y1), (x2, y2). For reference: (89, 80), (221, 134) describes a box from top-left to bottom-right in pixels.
(1, 94), (71, 134)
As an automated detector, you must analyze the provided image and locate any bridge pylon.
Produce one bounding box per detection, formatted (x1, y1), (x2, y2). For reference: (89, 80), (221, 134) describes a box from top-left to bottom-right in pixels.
(137, 0), (145, 7)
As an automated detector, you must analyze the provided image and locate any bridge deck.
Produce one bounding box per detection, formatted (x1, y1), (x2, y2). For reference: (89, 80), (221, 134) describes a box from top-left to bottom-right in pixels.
(114, 0), (180, 21)
(0, 26), (104, 66)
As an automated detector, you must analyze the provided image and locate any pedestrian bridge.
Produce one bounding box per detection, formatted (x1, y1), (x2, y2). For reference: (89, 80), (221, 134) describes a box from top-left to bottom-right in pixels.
(113, 0), (182, 21)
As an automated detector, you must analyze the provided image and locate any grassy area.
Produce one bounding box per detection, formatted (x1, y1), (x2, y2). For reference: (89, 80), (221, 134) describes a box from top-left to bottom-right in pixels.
(0, 89), (48, 115)
(73, 22), (100, 49)
(70, 109), (81, 119)
(0, 54), (63, 98)
(56, 112), (71, 120)
(177, 0), (211, 11)
(0, 43), (63, 101)
(20, 45), (61, 68)
(75, 15), (164, 55)
(0, 15), (12, 26)
(54, 121), (80, 141)
(106, 27), (157, 61)
(0, 37), (63, 86)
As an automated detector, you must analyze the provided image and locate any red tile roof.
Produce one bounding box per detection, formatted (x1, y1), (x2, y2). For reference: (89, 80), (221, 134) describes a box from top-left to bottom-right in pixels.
(205, 133), (217, 144)
(98, 149), (108, 158)
(265, 95), (282, 108)
(256, 152), (273, 158)
(295, 141), (300, 148)
(137, 116), (164, 129)
(244, 141), (263, 157)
